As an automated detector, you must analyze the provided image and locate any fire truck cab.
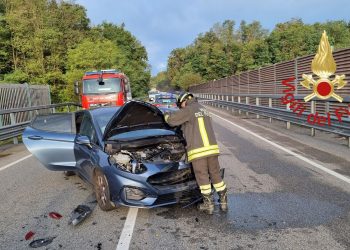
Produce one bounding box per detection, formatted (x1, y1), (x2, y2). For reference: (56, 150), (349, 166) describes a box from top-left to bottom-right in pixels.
(76, 69), (131, 109)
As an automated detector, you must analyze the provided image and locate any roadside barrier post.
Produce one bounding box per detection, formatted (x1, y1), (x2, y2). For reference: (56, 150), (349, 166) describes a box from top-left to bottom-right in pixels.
(311, 101), (316, 137)
(9, 113), (18, 144)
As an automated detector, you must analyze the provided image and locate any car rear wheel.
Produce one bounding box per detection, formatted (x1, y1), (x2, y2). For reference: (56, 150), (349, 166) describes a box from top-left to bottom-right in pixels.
(93, 170), (115, 211)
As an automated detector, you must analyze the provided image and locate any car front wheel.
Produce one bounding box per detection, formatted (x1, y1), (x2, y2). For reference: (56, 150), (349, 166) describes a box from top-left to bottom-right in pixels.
(93, 170), (115, 211)
(64, 171), (75, 176)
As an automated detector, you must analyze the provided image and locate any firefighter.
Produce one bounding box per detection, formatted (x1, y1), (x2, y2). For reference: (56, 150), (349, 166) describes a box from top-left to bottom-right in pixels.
(164, 92), (227, 214)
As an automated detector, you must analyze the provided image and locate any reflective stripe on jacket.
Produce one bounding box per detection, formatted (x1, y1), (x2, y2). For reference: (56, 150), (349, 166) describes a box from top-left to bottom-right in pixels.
(164, 98), (219, 162)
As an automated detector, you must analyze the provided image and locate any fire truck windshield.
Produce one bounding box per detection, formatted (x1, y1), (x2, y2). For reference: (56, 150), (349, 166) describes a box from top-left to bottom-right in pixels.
(83, 78), (121, 94)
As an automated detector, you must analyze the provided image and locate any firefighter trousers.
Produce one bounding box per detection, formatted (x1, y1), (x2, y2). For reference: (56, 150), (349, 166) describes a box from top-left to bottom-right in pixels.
(191, 156), (226, 194)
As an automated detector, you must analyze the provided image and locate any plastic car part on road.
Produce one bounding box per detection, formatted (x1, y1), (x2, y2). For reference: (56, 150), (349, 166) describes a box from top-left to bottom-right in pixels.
(68, 205), (92, 226)
(25, 231), (35, 241)
(29, 237), (55, 248)
(48, 212), (62, 220)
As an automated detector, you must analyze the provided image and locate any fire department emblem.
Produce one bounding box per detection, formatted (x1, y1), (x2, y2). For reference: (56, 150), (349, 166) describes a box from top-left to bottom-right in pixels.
(301, 31), (347, 102)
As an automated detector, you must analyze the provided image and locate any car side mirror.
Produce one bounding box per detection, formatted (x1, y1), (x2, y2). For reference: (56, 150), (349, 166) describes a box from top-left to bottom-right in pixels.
(74, 81), (79, 95)
(125, 83), (130, 92)
(76, 135), (92, 148)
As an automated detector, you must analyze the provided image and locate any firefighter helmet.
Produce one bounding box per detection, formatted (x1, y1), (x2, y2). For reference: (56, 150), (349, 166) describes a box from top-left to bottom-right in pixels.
(177, 92), (194, 108)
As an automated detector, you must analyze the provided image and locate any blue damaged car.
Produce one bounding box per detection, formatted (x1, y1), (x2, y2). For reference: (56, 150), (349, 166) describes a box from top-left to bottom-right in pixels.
(23, 101), (200, 211)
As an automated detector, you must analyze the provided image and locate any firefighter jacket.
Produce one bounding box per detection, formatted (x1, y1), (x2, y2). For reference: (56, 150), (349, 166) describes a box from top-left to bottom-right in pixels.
(164, 98), (220, 162)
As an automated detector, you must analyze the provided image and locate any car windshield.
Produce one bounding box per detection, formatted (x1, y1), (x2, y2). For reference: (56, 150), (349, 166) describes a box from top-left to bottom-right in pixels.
(156, 98), (177, 104)
(83, 78), (121, 94)
(94, 108), (119, 133)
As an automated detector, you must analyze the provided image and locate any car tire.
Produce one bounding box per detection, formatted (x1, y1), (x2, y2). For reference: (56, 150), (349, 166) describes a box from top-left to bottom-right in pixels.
(93, 170), (115, 211)
(64, 171), (75, 176)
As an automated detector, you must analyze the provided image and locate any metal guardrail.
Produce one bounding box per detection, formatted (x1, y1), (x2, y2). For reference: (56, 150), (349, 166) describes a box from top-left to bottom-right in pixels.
(196, 93), (350, 147)
(0, 103), (81, 143)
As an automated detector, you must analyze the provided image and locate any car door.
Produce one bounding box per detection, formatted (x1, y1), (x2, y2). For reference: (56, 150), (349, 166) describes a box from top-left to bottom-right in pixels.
(75, 112), (98, 182)
(22, 113), (77, 171)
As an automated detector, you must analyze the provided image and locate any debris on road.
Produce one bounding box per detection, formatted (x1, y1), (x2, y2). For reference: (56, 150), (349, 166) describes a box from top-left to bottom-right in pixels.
(29, 237), (55, 248)
(182, 196), (202, 208)
(48, 212), (62, 220)
(68, 205), (92, 226)
(25, 231), (35, 241)
(95, 242), (102, 250)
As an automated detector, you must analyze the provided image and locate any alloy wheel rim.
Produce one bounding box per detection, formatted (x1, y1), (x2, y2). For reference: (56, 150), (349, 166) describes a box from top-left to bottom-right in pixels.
(97, 175), (108, 206)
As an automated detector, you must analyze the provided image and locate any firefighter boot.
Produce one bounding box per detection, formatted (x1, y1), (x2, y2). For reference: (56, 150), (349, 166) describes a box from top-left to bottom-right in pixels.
(217, 188), (228, 212)
(197, 193), (214, 215)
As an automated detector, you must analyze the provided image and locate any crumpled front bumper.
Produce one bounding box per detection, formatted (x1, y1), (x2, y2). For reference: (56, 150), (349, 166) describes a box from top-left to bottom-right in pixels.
(107, 162), (201, 208)
(118, 180), (201, 208)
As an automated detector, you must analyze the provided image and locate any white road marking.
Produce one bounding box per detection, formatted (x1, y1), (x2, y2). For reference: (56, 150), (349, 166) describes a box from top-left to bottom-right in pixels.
(211, 113), (350, 185)
(0, 154), (32, 172)
(116, 208), (139, 250)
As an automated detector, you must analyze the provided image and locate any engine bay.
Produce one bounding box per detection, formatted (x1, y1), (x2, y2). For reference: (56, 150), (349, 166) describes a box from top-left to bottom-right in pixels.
(105, 141), (186, 173)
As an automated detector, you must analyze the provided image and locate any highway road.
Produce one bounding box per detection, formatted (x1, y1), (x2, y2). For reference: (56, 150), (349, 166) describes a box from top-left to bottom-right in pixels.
(0, 105), (350, 250)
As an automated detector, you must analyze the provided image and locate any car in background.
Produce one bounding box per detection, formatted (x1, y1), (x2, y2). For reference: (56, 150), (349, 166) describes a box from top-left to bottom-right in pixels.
(148, 90), (159, 102)
(153, 93), (178, 109)
(22, 101), (200, 211)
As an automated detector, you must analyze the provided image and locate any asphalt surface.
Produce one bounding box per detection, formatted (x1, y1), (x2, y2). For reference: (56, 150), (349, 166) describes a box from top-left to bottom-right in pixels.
(0, 105), (350, 249)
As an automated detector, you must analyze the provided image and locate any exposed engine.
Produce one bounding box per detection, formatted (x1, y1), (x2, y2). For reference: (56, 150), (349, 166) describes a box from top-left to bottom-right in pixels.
(106, 142), (186, 173)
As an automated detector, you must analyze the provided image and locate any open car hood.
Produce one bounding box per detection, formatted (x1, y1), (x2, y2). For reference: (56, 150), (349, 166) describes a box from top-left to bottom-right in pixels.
(103, 101), (171, 141)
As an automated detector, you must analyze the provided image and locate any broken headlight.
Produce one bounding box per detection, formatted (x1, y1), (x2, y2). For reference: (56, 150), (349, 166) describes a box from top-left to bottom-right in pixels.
(108, 151), (147, 174)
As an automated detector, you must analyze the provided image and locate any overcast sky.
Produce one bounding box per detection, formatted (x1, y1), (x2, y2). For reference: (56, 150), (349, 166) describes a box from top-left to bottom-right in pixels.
(76, 0), (350, 76)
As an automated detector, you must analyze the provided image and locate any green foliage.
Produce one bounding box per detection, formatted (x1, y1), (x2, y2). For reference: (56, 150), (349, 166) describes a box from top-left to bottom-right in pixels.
(3, 70), (29, 83)
(167, 19), (350, 90)
(0, 7), (11, 74)
(67, 39), (123, 70)
(0, 0), (150, 102)
(177, 72), (203, 90)
(90, 23), (150, 97)
(267, 19), (317, 63)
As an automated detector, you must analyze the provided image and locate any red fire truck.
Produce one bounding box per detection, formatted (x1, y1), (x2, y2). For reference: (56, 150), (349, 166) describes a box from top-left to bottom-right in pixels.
(75, 69), (131, 109)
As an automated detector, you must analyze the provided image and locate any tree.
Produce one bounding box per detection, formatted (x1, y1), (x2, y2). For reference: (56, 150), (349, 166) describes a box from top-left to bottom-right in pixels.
(150, 71), (174, 92)
(167, 48), (188, 83)
(66, 39), (123, 71)
(238, 39), (270, 71)
(63, 38), (125, 102)
(0, 0), (11, 76)
(167, 20), (242, 88)
(91, 23), (150, 97)
(2, 0), (90, 101)
(177, 72), (203, 90)
(237, 20), (268, 44)
(315, 20), (350, 49)
(0, 1), (150, 101)
(267, 19), (318, 63)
